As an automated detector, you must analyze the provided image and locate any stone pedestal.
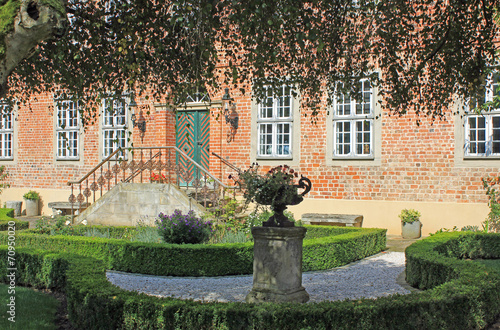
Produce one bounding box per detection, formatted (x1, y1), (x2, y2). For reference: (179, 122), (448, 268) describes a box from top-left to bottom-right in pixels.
(5, 201), (22, 217)
(246, 226), (309, 303)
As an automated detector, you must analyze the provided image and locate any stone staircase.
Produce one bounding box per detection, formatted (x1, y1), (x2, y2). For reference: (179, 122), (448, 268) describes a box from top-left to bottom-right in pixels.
(76, 183), (206, 226)
(67, 146), (239, 225)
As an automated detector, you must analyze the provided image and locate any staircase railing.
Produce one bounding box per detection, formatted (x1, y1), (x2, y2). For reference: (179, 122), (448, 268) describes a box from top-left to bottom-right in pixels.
(67, 146), (239, 216)
(211, 151), (242, 175)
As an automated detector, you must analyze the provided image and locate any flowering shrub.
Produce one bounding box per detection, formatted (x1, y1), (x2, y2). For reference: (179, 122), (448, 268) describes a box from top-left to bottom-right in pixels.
(35, 215), (75, 235)
(156, 209), (212, 244)
(150, 173), (167, 183)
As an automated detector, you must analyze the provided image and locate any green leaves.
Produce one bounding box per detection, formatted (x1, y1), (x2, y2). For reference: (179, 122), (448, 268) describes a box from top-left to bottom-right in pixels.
(4, 0), (500, 122)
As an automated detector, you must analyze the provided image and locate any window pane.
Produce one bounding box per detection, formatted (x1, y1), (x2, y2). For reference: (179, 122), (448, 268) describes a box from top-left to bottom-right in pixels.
(102, 97), (127, 158)
(57, 100), (79, 159)
(257, 85), (293, 158)
(277, 123), (291, 156)
(336, 93), (351, 116)
(58, 132), (66, 157)
(258, 124), (273, 156)
(356, 80), (372, 115)
(355, 120), (372, 155)
(278, 86), (292, 118)
(467, 116), (487, 155)
(259, 88), (274, 119)
(335, 121), (351, 155)
(0, 105), (13, 159)
(492, 117), (500, 154)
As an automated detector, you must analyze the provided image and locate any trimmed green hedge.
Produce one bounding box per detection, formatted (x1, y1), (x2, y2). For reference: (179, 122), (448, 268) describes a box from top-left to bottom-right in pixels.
(0, 226), (386, 276)
(0, 208), (29, 231)
(0, 208), (14, 219)
(2, 232), (500, 329)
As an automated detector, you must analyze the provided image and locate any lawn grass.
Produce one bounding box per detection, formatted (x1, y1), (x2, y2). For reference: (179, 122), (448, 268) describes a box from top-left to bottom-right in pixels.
(0, 284), (59, 329)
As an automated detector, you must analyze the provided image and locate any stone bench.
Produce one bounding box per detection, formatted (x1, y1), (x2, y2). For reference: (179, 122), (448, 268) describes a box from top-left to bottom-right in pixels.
(48, 202), (90, 216)
(301, 213), (363, 227)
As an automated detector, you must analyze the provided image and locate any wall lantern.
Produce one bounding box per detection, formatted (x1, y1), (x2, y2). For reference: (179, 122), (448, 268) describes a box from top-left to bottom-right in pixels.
(222, 87), (239, 143)
(129, 93), (146, 136)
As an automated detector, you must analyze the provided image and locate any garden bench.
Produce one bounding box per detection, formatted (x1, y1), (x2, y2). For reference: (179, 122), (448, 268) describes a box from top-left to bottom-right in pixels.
(301, 213), (363, 227)
(48, 202), (90, 216)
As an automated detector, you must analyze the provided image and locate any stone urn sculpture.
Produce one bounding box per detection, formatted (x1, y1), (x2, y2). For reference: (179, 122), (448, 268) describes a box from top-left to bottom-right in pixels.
(257, 176), (311, 228)
(236, 164), (312, 303)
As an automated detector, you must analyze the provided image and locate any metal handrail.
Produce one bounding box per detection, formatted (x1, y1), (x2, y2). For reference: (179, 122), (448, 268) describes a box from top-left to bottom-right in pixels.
(124, 150), (162, 183)
(67, 147), (123, 185)
(66, 146), (240, 218)
(211, 151), (242, 174)
(67, 146), (238, 190)
(174, 147), (238, 190)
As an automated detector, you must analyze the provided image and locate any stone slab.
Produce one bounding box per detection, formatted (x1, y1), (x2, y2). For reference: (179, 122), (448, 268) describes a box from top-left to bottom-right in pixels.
(301, 213), (363, 227)
(48, 201), (90, 216)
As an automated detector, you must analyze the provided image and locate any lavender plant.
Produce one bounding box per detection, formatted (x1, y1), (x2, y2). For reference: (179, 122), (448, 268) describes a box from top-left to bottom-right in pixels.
(156, 209), (212, 244)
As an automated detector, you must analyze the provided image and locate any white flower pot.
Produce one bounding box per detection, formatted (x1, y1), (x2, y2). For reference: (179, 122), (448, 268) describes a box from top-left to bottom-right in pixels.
(401, 220), (422, 239)
(25, 199), (39, 216)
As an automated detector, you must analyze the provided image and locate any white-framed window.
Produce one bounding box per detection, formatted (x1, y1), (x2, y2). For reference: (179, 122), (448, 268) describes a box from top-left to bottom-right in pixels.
(56, 100), (80, 160)
(332, 79), (374, 158)
(464, 73), (500, 158)
(0, 104), (13, 160)
(257, 85), (293, 158)
(102, 97), (127, 159)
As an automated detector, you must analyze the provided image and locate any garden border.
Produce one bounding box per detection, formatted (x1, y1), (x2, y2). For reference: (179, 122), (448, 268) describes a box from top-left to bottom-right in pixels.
(0, 208), (29, 230)
(0, 226), (387, 276)
(1, 232), (499, 329)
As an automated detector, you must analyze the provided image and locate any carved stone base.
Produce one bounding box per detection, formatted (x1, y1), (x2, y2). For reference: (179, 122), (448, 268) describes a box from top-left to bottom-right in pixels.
(246, 226), (309, 303)
(246, 287), (309, 303)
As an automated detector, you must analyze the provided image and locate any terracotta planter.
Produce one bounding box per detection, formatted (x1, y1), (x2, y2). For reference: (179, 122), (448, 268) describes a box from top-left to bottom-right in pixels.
(25, 199), (39, 216)
(401, 220), (422, 239)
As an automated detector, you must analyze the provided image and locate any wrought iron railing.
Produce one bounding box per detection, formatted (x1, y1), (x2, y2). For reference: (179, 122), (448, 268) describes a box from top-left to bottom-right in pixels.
(211, 151), (241, 175)
(67, 147), (239, 216)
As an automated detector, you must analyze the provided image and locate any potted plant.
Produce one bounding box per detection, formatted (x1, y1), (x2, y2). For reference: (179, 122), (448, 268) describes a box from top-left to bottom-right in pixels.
(235, 164), (311, 227)
(399, 208), (422, 239)
(23, 190), (40, 216)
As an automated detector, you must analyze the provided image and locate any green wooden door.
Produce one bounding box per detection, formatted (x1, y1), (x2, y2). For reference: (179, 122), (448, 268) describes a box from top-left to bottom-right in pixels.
(176, 110), (210, 185)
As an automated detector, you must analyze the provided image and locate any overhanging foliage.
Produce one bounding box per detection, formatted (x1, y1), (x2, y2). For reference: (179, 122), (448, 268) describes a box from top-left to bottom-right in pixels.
(2, 0), (499, 123)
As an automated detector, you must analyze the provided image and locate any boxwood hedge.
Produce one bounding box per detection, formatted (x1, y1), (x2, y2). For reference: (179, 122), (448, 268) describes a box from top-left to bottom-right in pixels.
(0, 226), (387, 276)
(0, 208), (29, 231)
(1, 231), (499, 329)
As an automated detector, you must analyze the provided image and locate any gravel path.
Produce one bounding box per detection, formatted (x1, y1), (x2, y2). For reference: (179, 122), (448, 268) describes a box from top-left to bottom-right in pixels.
(106, 252), (410, 303)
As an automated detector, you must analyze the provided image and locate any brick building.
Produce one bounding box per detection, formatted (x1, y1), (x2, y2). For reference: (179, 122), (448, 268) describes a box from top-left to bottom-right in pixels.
(0, 74), (496, 235)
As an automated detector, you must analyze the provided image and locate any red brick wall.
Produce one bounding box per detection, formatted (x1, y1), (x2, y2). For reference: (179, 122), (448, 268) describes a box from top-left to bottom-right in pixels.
(3, 88), (496, 206)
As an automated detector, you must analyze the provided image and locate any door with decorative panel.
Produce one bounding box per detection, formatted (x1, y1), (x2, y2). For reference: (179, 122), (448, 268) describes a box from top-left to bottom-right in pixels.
(175, 110), (210, 186)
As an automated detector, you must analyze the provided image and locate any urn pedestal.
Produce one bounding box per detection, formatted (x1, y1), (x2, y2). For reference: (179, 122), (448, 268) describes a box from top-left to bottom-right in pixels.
(246, 226), (309, 303)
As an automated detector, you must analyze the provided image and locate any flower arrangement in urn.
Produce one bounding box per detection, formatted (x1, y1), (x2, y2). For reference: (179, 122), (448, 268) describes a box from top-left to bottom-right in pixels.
(234, 164), (311, 227)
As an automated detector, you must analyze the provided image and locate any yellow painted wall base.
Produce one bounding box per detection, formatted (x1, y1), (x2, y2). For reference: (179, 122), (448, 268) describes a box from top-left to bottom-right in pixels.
(1, 187), (76, 216)
(288, 198), (489, 236)
(1, 187), (489, 236)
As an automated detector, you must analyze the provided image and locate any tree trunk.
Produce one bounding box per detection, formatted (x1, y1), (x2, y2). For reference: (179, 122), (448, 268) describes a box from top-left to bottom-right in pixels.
(0, 0), (67, 97)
